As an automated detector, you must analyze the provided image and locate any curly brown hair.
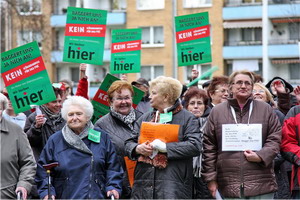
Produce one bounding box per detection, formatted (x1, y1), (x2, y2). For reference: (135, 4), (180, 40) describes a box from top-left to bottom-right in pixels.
(184, 87), (209, 109)
(207, 76), (229, 98)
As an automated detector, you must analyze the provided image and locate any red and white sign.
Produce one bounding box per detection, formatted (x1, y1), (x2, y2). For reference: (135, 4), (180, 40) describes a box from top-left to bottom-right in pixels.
(176, 25), (210, 43)
(65, 24), (106, 37)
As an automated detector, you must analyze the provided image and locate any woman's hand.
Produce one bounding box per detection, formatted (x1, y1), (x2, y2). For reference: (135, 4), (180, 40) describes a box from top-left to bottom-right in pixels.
(107, 189), (119, 199)
(15, 187), (27, 200)
(207, 180), (218, 198)
(294, 85), (300, 105)
(35, 114), (46, 128)
(43, 195), (55, 200)
(244, 150), (262, 162)
(136, 141), (153, 156)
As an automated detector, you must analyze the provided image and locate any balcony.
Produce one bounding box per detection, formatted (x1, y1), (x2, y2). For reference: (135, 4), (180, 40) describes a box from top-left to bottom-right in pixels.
(51, 12), (126, 27)
(51, 49), (111, 63)
(223, 43), (299, 59)
(224, 0), (300, 7)
(223, 1), (300, 20)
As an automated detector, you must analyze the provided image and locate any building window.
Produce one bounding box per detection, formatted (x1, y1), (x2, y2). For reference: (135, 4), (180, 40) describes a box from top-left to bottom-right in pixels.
(112, 0), (127, 11)
(289, 63), (300, 79)
(141, 26), (164, 47)
(241, 28), (262, 43)
(71, 67), (79, 83)
(289, 22), (300, 40)
(183, 0), (212, 8)
(225, 60), (262, 76)
(137, 0), (164, 10)
(18, 30), (42, 46)
(185, 64), (211, 84)
(140, 65), (164, 81)
(18, 0), (41, 14)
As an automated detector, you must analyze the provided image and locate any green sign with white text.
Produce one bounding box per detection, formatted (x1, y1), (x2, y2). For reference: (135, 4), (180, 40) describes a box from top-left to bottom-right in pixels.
(1, 41), (56, 113)
(175, 12), (212, 66)
(63, 7), (107, 65)
(110, 29), (142, 74)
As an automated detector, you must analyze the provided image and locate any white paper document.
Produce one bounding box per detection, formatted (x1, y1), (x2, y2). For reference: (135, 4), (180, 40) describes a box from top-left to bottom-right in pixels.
(222, 124), (262, 151)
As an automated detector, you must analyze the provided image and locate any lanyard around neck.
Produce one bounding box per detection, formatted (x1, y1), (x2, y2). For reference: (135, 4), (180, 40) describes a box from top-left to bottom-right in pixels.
(230, 101), (253, 125)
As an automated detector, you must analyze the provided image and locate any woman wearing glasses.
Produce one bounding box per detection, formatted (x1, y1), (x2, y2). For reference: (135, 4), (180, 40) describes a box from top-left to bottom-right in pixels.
(252, 82), (290, 199)
(202, 70), (281, 199)
(94, 80), (143, 199)
(206, 76), (229, 108)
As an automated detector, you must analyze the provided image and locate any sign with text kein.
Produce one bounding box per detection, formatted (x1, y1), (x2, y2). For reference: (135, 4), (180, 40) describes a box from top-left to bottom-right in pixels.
(63, 7), (107, 65)
(91, 73), (144, 123)
(175, 12), (212, 66)
(110, 29), (141, 74)
(1, 41), (56, 113)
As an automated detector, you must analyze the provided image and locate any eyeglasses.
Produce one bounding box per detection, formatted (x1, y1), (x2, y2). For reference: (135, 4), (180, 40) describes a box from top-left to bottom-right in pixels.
(233, 81), (252, 87)
(189, 101), (204, 106)
(215, 89), (229, 94)
(113, 96), (132, 102)
(252, 89), (265, 94)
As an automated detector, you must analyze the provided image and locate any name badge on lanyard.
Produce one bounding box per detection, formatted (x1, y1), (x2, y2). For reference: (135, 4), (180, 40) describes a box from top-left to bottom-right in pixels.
(222, 102), (262, 151)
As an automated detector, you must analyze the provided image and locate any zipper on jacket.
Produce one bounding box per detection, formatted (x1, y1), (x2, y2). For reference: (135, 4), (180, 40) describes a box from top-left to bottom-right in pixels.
(89, 156), (94, 199)
(239, 109), (244, 198)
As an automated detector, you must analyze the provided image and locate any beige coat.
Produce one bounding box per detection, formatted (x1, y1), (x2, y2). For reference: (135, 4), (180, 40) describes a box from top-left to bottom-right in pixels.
(1, 118), (36, 199)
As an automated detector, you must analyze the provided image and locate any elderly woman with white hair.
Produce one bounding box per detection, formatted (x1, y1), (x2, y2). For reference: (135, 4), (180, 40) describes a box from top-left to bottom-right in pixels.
(35, 96), (123, 200)
(125, 76), (201, 199)
(0, 93), (36, 200)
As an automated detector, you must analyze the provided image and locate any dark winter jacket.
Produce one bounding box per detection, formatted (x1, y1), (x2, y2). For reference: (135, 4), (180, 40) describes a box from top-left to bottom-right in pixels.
(202, 98), (282, 198)
(94, 110), (143, 198)
(35, 128), (123, 199)
(125, 102), (201, 199)
(24, 111), (65, 161)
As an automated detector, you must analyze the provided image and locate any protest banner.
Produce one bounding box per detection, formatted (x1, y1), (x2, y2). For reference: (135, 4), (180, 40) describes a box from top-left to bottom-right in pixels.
(110, 28), (141, 74)
(1, 41), (56, 113)
(63, 7), (107, 65)
(175, 12), (212, 66)
(91, 73), (144, 123)
(138, 122), (179, 144)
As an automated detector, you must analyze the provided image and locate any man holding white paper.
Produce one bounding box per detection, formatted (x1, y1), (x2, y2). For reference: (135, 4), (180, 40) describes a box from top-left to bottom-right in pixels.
(202, 70), (281, 199)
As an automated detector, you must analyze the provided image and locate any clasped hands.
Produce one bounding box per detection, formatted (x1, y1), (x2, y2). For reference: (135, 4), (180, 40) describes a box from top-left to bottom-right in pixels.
(136, 139), (167, 156)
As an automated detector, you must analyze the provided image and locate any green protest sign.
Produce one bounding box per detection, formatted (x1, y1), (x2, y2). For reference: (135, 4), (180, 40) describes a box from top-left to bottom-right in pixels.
(110, 29), (141, 74)
(1, 41), (56, 113)
(63, 7), (107, 65)
(175, 12), (212, 66)
(91, 73), (144, 123)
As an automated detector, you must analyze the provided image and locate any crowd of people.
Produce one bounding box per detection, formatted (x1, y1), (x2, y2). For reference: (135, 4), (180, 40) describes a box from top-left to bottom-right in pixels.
(1, 66), (300, 199)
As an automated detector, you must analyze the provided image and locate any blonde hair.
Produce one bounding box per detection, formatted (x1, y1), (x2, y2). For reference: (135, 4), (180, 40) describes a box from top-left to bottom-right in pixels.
(254, 83), (276, 106)
(150, 76), (182, 104)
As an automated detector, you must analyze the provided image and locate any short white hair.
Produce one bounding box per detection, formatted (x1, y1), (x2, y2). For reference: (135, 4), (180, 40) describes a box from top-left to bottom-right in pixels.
(61, 96), (93, 121)
(0, 93), (8, 110)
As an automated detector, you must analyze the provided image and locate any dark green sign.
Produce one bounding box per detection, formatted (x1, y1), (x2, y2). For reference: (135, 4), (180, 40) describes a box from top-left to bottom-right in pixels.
(175, 12), (212, 66)
(63, 7), (107, 65)
(1, 41), (56, 113)
(110, 29), (141, 74)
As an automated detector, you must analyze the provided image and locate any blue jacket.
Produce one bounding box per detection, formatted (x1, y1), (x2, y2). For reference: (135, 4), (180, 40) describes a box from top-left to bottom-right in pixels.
(36, 128), (123, 199)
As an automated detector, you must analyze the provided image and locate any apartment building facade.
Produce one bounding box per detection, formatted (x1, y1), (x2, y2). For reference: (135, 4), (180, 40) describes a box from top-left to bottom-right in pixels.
(1, 0), (299, 91)
(223, 0), (300, 85)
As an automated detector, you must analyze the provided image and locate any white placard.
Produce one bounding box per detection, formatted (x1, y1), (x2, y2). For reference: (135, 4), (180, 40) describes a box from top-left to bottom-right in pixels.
(222, 124), (262, 151)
